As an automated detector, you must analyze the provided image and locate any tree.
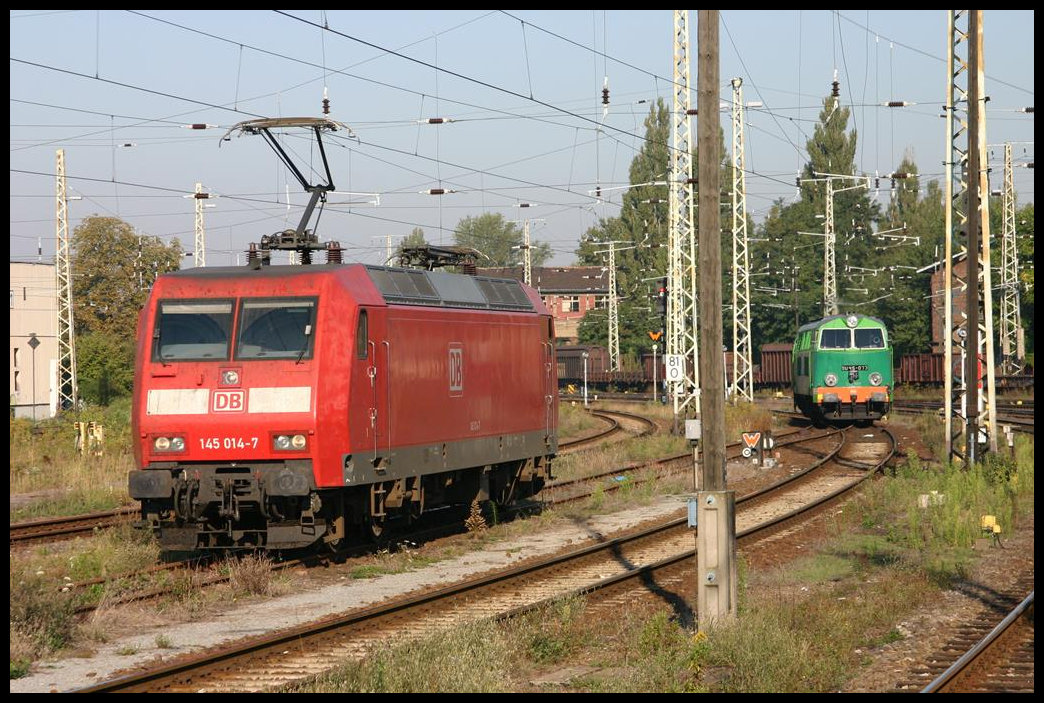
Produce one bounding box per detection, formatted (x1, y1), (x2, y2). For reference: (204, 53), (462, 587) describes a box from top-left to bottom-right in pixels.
(72, 216), (183, 337)
(76, 333), (135, 405)
(453, 213), (551, 267)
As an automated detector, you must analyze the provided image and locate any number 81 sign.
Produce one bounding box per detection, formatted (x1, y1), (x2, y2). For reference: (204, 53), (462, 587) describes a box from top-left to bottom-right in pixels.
(665, 354), (685, 383)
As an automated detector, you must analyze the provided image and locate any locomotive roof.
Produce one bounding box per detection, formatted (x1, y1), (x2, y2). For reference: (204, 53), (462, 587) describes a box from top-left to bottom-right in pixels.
(159, 263), (537, 312)
(796, 313), (887, 334)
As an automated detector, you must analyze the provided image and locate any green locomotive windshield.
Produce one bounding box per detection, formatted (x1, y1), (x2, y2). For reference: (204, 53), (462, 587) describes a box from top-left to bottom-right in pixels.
(153, 300), (234, 361)
(855, 328), (886, 348)
(235, 298), (316, 360)
(820, 329), (850, 349)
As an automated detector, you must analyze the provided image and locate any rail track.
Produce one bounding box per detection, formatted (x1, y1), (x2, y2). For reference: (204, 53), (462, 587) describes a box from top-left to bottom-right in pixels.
(73, 425), (893, 693)
(9, 507), (139, 546)
(920, 590), (1035, 693)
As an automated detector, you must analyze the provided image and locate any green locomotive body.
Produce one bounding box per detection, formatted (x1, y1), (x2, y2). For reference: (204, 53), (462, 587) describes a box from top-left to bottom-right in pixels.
(792, 313), (893, 424)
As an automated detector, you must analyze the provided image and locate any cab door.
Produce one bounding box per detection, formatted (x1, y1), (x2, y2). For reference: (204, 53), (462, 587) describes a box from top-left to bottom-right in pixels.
(351, 307), (389, 469)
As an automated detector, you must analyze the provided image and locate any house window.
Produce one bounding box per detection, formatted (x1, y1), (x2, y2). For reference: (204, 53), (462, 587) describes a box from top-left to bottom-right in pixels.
(561, 296), (580, 313)
(13, 348), (19, 368)
(13, 370), (19, 393)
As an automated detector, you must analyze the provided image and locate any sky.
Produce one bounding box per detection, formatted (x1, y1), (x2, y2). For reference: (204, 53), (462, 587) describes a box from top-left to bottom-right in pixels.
(10, 10), (1035, 269)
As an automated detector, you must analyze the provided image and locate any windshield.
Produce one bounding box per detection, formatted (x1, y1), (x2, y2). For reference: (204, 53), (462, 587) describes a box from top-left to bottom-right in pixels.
(855, 328), (886, 349)
(235, 298), (316, 360)
(153, 300), (234, 361)
(820, 328), (850, 349)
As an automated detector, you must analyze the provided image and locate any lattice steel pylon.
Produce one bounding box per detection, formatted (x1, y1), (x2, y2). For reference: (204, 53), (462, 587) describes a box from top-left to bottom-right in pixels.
(592, 241), (633, 372)
(822, 178), (839, 317)
(522, 219), (533, 287)
(606, 242), (620, 371)
(193, 182), (207, 267)
(944, 10), (998, 464)
(998, 143), (1024, 375)
(667, 9), (700, 418)
(729, 77), (753, 402)
(55, 149), (78, 412)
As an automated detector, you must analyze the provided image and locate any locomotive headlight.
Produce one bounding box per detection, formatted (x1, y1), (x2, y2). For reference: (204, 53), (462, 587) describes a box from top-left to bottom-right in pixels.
(273, 433), (308, 451)
(869, 372), (883, 386)
(153, 436), (186, 452)
(824, 373), (838, 387)
(221, 369), (240, 386)
(846, 314), (859, 328)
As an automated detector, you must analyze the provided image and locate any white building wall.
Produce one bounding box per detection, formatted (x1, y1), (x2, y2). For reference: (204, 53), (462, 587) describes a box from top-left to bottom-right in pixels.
(10, 261), (58, 419)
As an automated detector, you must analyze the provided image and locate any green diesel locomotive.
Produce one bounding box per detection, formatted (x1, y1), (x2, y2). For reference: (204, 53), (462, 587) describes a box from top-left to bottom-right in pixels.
(792, 313), (893, 425)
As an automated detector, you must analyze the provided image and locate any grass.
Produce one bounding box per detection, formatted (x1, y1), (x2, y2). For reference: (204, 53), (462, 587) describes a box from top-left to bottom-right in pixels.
(9, 398), (135, 519)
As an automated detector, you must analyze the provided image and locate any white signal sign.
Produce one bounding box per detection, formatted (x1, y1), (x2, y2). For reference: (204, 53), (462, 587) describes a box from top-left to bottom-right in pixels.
(665, 354), (685, 382)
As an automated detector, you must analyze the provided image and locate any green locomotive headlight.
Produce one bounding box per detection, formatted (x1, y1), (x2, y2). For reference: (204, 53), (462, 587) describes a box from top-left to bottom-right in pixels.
(824, 373), (838, 387)
(869, 372), (883, 385)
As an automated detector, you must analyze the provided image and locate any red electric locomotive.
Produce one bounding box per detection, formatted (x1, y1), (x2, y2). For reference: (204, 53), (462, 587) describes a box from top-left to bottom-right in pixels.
(128, 260), (559, 552)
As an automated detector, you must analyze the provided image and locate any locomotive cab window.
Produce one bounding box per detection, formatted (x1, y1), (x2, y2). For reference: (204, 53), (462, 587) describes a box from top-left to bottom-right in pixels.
(820, 329), (851, 349)
(235, 298), (317, 360)
(855, 328), (885, 349)
(153, 300), (234, 361)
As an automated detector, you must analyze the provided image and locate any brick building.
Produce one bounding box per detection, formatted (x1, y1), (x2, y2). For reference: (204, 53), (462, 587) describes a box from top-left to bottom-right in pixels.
(919, 253), (969, 354)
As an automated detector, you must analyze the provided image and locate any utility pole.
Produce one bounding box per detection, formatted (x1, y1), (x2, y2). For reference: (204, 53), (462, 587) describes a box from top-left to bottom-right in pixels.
(668, 9), (700, 428)
(510, 205), (543, 287)
(192, 183), (217, 267)
(998, 143), (1024, 375)
(695, 8), (736, 631)
(592, 241), (635, 371)
(798, 173), (871, 317)
(944, 10), (998, 465)
(522, 219), (532, 286)
(729, 77), (754, 402)
(55, 149), (78, 412)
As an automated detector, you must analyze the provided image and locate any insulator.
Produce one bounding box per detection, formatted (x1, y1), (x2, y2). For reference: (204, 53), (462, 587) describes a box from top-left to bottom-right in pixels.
(247, 243), (259, 267)
(301, 250), (312, 265)
(326, 241), (343, 264)
(322, 98), (330, 115)
(427, 117), (445, 124)
(885, 101), (907, 107)
(601, 87), (610, 105)
(831, 80), (840, 98)
(428, 188), (446, 195)
(687, 108), (698, 116)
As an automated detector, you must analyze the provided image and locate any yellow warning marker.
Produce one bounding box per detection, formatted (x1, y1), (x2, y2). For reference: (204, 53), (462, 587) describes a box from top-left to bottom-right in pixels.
(980, 515), (1002, 547)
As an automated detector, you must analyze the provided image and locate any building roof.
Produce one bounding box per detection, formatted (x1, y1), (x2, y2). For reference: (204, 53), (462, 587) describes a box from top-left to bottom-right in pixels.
(475, 266), (608, 293)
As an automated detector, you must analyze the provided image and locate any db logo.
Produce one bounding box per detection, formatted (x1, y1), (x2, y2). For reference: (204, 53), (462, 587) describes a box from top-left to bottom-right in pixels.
(448, 345), (463, 396)
(213, 390), (246, 413)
